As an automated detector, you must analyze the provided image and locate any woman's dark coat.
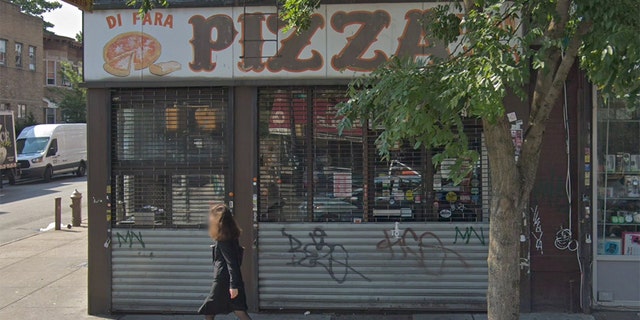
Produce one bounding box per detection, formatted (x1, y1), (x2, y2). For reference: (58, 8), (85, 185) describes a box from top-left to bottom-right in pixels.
(198, 239), (247, 315)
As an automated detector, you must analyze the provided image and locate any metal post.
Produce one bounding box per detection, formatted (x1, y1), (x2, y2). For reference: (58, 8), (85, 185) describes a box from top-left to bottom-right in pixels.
(54, 197), (62, 230)
(70, 189), (82, 227)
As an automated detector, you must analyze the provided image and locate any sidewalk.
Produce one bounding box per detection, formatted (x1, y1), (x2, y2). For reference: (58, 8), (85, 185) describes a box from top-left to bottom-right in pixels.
(0, 226), (636, 320)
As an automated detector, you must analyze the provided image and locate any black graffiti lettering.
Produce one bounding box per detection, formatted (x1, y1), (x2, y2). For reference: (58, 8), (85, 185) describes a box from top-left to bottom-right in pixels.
(281, 227), (371, 283)
(266, 14), (325, 72)
(376, 227), (468, 275)
(395, 9), (448, 59)
(331, 10), (390, 72)
(237, 13), (267, 72)
(189, 14), (238, 72)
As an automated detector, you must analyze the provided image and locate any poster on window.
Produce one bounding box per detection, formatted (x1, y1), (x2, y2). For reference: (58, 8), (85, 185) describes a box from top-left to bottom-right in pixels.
(622, 232), (640, 256)
(333, 172), (353, 198)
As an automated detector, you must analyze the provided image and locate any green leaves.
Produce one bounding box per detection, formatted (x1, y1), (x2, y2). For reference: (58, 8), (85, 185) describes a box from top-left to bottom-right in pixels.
(578, 0), (640, 98)
(279, 0), (320, 33)
(127, 0), (169, 17)
(56, 62), (87, 123)
(334, 1), (528, 184)
(9, 0), (62, 28)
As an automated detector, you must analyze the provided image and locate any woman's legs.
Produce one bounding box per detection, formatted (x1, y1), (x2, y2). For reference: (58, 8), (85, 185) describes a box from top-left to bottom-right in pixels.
(233, 310), (252, 320)
(205, 315), (215, 320)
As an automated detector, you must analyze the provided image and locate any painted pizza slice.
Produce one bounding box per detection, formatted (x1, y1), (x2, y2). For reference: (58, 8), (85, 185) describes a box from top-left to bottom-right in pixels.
(103, 51), (135, 77)
(103, 32), (161, 72)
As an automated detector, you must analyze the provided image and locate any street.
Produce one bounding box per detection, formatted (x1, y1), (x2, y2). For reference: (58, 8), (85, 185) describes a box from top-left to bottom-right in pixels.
(0, 176), (87, 245)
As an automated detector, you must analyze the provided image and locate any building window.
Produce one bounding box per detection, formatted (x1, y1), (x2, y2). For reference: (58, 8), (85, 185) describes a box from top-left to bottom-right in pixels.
(15, 43), (22, 68)
(0, 40), (7, 66)
(0, 103), (7, 111)
(46, 108), (56, 124)
(46, 60), (56, 85)
(110, 87), (230, 228)
(62, 69), (71, 87)
(17, 104), (26, 118)
(595, 95), (640, 256)
(258, 87), (489, 223)
(28, 46), (36, 71)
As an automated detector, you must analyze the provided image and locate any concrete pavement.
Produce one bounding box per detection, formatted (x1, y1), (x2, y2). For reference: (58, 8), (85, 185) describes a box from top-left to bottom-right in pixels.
(1, 224), (637, 320)
(0, 175), (87, 244)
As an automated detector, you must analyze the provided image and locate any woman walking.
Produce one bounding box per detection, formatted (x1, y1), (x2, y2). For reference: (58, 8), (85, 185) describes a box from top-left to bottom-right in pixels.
(198, 204), (252, 320)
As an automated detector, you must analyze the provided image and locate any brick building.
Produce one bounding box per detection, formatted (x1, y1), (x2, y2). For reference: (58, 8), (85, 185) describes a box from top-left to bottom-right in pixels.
(43, 31), (83, 123)
(0, 0), (45, 125)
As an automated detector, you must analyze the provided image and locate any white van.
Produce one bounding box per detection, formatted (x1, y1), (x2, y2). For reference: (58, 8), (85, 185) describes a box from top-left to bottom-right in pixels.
(17, 124), (87, 182)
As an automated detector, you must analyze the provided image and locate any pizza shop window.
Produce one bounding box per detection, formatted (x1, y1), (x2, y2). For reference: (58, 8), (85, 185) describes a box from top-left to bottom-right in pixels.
(110, 87), (230, 228)
(258, 87), (489, 223)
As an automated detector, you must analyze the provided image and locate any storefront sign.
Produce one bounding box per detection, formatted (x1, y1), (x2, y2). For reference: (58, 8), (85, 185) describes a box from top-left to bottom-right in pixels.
(84, 3), (460, 81)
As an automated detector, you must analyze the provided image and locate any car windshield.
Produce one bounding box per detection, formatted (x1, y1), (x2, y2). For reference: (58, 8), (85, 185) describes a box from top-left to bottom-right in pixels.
(17, 137), (50, 154)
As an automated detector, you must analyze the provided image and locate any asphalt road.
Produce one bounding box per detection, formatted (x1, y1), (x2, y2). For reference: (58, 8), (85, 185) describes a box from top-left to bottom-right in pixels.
(0, 175), (87, 245)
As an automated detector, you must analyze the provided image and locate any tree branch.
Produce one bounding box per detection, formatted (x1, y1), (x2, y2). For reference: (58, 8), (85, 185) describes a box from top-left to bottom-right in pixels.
(517, 21), (588, 198)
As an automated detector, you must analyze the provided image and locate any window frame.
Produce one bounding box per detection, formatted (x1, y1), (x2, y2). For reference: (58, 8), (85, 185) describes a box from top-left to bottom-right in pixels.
(257, 86), (489, 223)
(28, 45), (36, 71)
(46, 108), (56, 124)
(109, 87), (233, 229)
(46, 60), (56, 85)
(14, 42), (22, 68)
(0, 39), (7, 66)
(17, 104), (26, 118)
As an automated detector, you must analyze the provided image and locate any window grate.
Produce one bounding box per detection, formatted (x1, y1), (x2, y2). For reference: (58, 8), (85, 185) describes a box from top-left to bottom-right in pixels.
(258, 86), (489, 223)
(110, 87), (230, 228)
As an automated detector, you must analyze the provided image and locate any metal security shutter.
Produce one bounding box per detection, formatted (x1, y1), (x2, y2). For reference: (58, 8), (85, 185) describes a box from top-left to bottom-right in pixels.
(258, 223), (488, 310)
(111, 229), (212, 312)
(110, 87), (230, 312)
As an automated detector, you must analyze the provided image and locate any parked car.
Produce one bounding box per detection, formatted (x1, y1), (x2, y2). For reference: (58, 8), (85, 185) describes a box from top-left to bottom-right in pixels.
(17, 124), (87, 182)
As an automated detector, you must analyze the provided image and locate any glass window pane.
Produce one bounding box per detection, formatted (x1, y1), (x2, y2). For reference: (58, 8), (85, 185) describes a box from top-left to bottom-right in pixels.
(0, 40), (6, 65)
(596, 95), (640, 256)
(15, 43), (22, 67)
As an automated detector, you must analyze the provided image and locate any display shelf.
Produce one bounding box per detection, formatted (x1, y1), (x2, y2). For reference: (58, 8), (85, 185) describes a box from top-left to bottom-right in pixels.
(595, 255), (640, 261)
(598, 223), (640, 226)
(597, 119), (640, 123)
(599, 172), (640, 175)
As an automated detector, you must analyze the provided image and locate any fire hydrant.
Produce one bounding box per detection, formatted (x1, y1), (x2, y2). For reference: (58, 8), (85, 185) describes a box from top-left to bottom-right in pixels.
(70, 189), (82, 227)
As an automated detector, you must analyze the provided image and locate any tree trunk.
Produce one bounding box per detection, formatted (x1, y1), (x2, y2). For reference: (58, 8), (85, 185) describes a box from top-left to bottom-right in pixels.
(483, 117), (522, 320)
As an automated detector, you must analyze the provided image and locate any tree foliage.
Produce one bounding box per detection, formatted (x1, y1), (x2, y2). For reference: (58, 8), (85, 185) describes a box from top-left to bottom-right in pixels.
(9, 0), (62, 29)
(279, 0), (639, 318)
(56, 62), (87, 123)
(75, 31), (83, 43)
(335, 0), (640, 176)
(15, 112), (38, 136)
(127, 0), (168, 17)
